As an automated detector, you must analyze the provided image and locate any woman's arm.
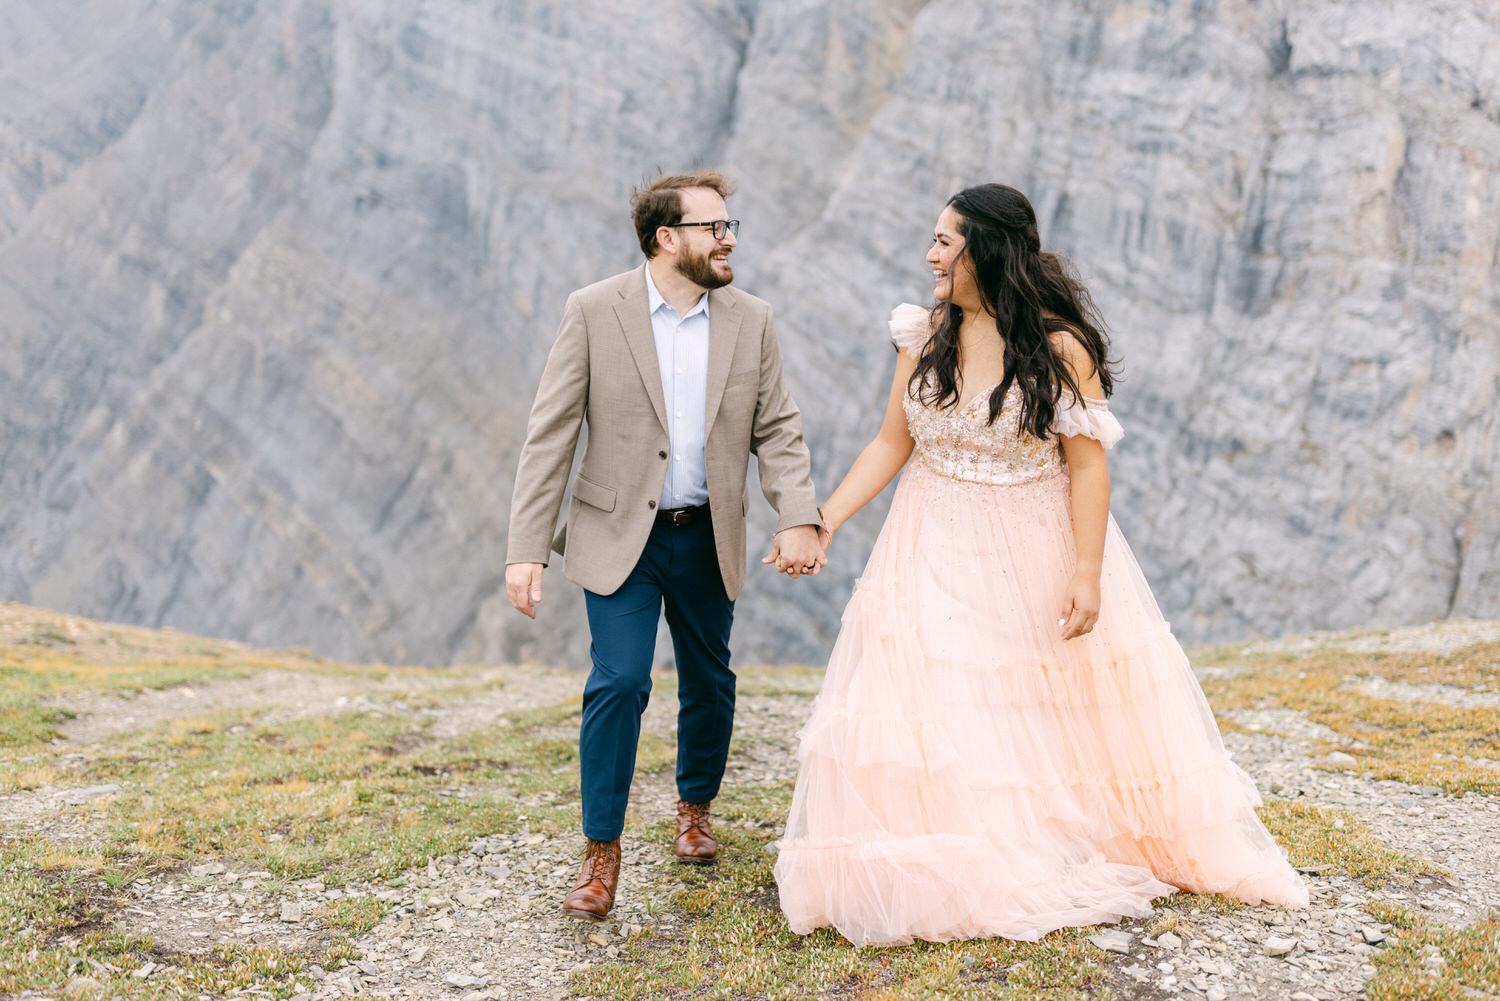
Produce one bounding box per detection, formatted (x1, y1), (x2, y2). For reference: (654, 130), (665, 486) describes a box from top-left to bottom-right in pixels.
(1054, 335), (1110, 640)
(818, 351), (919, 536)
(763, 351), (917, 570)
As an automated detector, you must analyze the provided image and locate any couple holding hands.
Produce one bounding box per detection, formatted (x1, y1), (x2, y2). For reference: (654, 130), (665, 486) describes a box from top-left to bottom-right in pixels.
(504, 171), (1307, 947)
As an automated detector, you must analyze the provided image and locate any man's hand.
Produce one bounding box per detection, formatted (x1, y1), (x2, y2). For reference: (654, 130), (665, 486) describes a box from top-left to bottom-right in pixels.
(764, 524), (827, 579)
(506, 563), (545, 618)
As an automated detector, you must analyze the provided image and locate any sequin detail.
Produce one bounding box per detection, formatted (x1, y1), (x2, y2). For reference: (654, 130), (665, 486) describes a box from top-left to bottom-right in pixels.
(905, 382), (1068, 487)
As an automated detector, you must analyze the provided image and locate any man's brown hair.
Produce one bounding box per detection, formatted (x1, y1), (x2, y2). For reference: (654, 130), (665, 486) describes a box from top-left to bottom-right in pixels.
(630, 170), (736, 258)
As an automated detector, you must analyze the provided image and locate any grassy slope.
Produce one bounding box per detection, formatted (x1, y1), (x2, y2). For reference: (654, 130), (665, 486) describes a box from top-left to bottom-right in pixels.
(2, 605), (1497, 1000)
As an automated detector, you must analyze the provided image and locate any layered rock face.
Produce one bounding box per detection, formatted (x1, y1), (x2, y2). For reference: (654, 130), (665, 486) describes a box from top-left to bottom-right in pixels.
(1, 1), (1496, 667)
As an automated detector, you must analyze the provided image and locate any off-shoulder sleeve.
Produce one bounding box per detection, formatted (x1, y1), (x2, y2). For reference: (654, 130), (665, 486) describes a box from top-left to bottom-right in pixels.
(1053, 394), (1124, 448)
(888, 302), (932, 359)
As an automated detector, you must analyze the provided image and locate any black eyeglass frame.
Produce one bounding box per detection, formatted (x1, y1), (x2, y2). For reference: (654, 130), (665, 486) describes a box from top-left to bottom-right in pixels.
(663, 219), (740, 240)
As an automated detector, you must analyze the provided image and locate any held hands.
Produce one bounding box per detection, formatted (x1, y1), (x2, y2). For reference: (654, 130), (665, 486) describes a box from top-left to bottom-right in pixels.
(1059, 571), (1101, 640)
(505, 562), (545, 619)
(761, 524), (830, 579)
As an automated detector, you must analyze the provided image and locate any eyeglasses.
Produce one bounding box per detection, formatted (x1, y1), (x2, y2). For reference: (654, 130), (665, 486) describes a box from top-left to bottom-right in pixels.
(665, 219), (740, 240)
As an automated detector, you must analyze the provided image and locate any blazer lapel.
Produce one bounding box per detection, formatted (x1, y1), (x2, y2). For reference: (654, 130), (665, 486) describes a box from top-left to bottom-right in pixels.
(703, 287), (743, 436)
(613, 265), (669, 436)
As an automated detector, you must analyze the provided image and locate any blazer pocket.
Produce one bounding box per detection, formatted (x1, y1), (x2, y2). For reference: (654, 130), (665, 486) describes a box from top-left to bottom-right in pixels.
(571, 473), (617, 513)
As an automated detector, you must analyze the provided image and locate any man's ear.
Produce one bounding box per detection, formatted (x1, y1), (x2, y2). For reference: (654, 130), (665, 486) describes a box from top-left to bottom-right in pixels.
(656, 226), (678, 257)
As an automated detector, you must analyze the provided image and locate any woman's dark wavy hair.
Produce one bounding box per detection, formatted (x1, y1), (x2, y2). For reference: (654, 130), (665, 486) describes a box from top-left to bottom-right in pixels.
(910, 184), (1117, 439)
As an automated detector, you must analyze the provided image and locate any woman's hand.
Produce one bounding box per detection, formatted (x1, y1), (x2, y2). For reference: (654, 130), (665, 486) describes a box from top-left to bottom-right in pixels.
(1059, 572), (1101, 640)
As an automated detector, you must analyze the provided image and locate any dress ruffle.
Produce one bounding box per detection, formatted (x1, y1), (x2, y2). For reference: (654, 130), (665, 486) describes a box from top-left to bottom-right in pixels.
(889, 302), (932, 358)
(774, 460), (1308, 947)
(1055, 394), (1124, 448)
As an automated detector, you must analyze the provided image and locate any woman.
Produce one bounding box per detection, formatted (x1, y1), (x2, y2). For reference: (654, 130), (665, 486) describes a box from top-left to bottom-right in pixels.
(771, 184), (1307, 947)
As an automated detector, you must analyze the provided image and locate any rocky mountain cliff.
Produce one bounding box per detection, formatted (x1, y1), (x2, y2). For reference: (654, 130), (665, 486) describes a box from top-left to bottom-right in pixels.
(2, 0), (1496, 667)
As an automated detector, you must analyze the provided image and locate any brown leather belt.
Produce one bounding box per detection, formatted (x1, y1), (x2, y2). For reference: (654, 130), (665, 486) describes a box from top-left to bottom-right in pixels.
(656, 504), (708, 527)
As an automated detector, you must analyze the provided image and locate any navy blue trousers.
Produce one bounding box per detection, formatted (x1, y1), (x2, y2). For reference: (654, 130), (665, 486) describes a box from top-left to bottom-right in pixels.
(579, 512), (736, 842)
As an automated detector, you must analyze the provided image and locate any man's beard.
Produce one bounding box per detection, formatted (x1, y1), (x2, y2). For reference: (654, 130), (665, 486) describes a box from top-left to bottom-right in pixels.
(676, 245), (733, 289)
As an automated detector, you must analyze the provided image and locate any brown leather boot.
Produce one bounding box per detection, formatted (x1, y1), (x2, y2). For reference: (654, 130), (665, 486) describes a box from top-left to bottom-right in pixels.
(560, 838), (621, 921)
(674, 799), (718, 864)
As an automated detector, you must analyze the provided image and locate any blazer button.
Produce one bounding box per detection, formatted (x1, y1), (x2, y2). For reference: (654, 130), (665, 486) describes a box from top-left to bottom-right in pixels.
(658, 450), (667, 459)
(647, 500), (656, 509)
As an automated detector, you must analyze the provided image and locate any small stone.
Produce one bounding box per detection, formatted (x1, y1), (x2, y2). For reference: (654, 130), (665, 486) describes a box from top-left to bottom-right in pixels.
(280, 901), (302, 923)
(191, 861), (227, 877)
(131, 961), (156, 979)
(1362, 927), (1386, 945)
(407, 945), (430, 963)
(1418, 785), (1442, 796)
(62, 977), (105, 999)
(444, 972), (486, 987)
(434, 916), (456, 932)
(1087, 930), (1132, 954)
(1264, 936), (1298, 957)
(455, 890), (481, 908)
(355, 960), (378, 976)
(1326, 751), (1357, 767)
(1207, 988), (1228, 1001)
(1291, 994), (1318, 1001)
(587, 933), (609, 948)
(1157, 931), (1182, 950)
(53, 785), (122, 805)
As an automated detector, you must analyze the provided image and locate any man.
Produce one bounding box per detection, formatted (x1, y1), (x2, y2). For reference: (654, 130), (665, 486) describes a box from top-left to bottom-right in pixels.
(504, 170), (826, 921)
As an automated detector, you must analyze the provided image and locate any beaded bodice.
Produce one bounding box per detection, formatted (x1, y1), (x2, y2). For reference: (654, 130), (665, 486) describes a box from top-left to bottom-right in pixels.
(888, 302), (1124, 486)
(904, 381), (1067, 487)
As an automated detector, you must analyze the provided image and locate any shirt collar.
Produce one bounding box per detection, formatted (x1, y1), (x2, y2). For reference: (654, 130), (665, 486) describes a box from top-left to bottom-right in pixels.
(644, 263), (709, 322)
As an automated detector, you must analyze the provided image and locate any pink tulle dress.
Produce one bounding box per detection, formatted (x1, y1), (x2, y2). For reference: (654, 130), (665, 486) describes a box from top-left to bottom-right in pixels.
(773, 304), (1308, 947)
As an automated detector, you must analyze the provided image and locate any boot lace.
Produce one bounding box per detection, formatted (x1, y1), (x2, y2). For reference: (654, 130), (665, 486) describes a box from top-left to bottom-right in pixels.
(677, 800), (712, 838)
(581, 839), (620, 884)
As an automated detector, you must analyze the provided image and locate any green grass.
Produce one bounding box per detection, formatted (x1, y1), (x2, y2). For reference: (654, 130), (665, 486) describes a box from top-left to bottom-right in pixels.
(0, 654), (584, 998)
(1200, 641), (1500, 795)
(1363, 904), (1500, 1001)
(1258, 800), (1440, 886)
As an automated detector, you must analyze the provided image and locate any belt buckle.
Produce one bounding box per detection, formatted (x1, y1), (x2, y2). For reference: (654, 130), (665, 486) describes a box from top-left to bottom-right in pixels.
(670, 508), (692, 526)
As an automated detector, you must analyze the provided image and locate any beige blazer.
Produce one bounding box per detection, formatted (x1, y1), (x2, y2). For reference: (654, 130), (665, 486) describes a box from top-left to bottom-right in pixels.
(506, 265), (821, 600)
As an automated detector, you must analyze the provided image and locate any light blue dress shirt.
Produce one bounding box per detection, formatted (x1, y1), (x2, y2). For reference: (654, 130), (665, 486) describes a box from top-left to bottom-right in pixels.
(645, 266), (712, 509)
